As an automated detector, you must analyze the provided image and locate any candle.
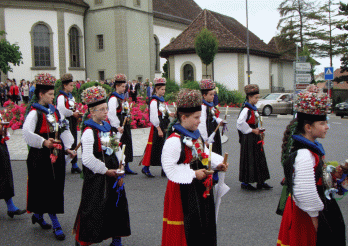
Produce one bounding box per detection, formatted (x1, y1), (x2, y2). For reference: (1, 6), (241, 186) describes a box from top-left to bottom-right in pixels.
(173, 102), (176, 108)
(225, 106), (229, 115)
(208, 143), (212, 162)
(260, 116), (263, 127)
(55, 122), (59, 132)
(120, 144), (126, 164)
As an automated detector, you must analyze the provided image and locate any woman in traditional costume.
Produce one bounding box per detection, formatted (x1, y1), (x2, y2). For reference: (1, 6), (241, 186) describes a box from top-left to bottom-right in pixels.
(161, 89), (228, 246)
(0, 113), (26, 218)
(277, 85), (345, 246)
(236, 84), (272, 190)
(56, 73), (81, 174)
(108, 74), (137, 175)
(23, 73), (76, 240)
(141, 77), (173, 177)
(73, 86), (131, 246)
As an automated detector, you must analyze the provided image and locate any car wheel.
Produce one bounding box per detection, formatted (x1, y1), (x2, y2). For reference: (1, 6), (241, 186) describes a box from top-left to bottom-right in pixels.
(263, 106), (272, 116)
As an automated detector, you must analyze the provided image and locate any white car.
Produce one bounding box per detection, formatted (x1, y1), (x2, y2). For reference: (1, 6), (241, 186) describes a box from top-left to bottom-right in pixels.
(256, 93), (293, 116)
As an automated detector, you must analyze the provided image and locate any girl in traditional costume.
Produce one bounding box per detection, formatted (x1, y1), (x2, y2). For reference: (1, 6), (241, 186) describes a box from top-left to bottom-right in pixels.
(141, 77), (173, 177)
(237, 84), (272, 190)
(73, 86), (131, 246)
(56, 73), (81, 174)
(23, 73), (76, 240)
(161, 89), (228, 246)
(277, 85), (345, 246)
(108, 74), (137, 175)
(0, 113), (26, 218)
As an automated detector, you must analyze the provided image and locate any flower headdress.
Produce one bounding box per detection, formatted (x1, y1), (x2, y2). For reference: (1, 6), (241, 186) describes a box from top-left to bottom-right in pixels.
(154, 77), (166, 86)
(114, 74), (127, 84)
(60, 73), (73, 84)
(177, 89), (202, 113)
(244, 84), (259, 96)
(200, 79), (215, 91)
(35, 73), (56, 90)
(81, 86), (107, 108)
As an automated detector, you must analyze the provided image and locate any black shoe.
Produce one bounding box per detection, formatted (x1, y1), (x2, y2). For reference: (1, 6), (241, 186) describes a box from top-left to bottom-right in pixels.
(71, 167), (82, 174)
(257, 183), (273, 190)
(7, 209), (26, 218)
(75, 240), (81, 246)
(125, 168), (138, 175)
(53, 227), (66, 241)
(31, 214), (52, 229)
(241, 183), (257, 191)
(161, 169), (166, 177)
(142, 167), (155, 178)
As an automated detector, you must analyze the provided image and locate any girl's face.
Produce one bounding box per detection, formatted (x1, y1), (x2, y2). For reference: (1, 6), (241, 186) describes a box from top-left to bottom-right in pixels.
(64, 82), (75, 93)
(40, 89), (55, 105)
(308, 121), (329, 139)
(116, 83), (126, 94)
(181, 111), (201, 131)
(203, 90), (215, 103)
(248, 94), (260, 105)
(91, 103), (108, 122)
(156, 86), (166, 97)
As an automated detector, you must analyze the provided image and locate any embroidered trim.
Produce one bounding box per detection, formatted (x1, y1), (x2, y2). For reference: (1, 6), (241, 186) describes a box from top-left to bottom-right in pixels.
(163, 218), (184, 225)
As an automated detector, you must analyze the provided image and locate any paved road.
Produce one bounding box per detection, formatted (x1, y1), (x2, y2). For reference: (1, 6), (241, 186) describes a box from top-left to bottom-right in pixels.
(1, 113), (348, 246)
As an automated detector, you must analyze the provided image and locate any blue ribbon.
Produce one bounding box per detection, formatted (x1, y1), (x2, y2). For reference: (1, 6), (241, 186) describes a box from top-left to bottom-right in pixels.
(59, 90), (73, 99)
(292, 135), (325, 156)
(152, 95), (165, 102)
(32, 103), (56, 115)
(203, 99), (214, 107)
(244, 101), (258, 111)
(112, 91), (125, 100)
(84, 119), (111, 133)
(113, 174), (125, 207)
(173, 123), (200, 140)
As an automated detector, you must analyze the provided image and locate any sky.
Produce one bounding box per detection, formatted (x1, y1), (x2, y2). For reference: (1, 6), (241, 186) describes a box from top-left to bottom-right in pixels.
(194, 0), (343, 75)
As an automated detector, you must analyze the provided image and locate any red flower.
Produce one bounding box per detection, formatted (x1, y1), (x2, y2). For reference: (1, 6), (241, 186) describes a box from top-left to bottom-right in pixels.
(50, 154), (58, 163)
(201, 153), (209, 159)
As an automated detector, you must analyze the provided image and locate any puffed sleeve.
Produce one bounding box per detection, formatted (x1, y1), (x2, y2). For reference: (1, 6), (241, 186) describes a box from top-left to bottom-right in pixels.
(198, 104), (208, 141)
(162, 137), (196, 184)
(236, 108), (252, 134)
(81, 129), (108, 174)
(57, 95), (73, 118)
(293, 149), (324, 217)
(108, 97), (120, 129)
(60, 128), (73, 150)
(23, 110), (45, 148)
(150, 100), (160, 127)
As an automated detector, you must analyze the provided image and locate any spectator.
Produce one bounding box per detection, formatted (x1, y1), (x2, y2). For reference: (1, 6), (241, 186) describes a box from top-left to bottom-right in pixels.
(129, 80), (138, 102)
(9, 81), (19, 104)
(0, 83), (6, 107)
(213, 82), (219, 106)
(22, 81), (30, 104)
(146, 82), (153, 104)
(29, 82), (35, 101)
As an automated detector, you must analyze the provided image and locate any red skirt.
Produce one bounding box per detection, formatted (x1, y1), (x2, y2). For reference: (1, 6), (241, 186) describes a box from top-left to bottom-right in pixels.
(162, 180), (187, 246)
(141, 126), (154, 167)
(277, 196), (316, 246)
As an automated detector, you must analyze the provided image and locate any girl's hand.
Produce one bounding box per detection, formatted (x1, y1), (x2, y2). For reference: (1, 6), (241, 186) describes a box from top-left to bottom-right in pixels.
(311, 217), (318, 232)
(252, 128), (261, 135)
(73, 112), (79, 118)
(169, 113), (175, 118)
(117, 127), (124, 134)
(117, 178), (124, 187)
(195, 169), (207, 180)
(105, 169), (118, 178)
(43, 138), (55, 148)
(216, 163), (229, 172)
(158, 128), (163, 138)
(66, 149), (77, 158)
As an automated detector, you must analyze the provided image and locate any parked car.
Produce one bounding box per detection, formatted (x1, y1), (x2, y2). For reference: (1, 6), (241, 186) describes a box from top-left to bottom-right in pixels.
(335, 100), (348, 118)
(256, 93), (293, 116)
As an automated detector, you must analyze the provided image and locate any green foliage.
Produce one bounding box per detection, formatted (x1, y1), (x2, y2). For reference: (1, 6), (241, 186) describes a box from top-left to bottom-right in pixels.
(164, 92), (178, 103)
(182, 80), (200, 90)
(162, 61), (169, 79)
(337, 3), (348, 79)
(215, 82), (244, 106)
(194, 28), (219, 66)
(77, 81), (112, 103)
(0, 31), (23, 74)
(165, 79), (180, 94)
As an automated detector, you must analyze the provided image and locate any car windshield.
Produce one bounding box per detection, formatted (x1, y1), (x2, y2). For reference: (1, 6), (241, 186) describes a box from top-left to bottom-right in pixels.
(263, 94), (281, 100)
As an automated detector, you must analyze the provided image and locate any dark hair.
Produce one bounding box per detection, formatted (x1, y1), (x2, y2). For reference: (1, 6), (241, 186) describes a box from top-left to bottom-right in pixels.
(153, 85), (165, 96)
(34, 88), (50, 99)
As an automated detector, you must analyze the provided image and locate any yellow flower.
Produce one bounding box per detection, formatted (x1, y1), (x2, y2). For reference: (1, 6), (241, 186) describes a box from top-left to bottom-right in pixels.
(202, 158), (209, 166)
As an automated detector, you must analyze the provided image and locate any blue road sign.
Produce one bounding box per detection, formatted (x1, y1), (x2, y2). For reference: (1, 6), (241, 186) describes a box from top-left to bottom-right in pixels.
(324, 67), (334, 80)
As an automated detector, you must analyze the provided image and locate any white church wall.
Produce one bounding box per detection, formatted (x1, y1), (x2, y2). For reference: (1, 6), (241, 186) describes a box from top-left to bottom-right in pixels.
(154, 25), (184, 78)
(174, 54), (202, 83)
(271, 63), (279, 87)
(282, 62), (295, 91)
(64, 12), (85, 80)
(5, 8), (59, 81)
(246, 55), (270, 91)
(214, 53), (239, 90)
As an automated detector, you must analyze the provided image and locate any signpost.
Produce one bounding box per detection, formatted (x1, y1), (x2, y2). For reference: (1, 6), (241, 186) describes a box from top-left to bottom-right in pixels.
(324, 67), (334, 97)
(296, 73), (311, 83)
(296, 62), (311, 72)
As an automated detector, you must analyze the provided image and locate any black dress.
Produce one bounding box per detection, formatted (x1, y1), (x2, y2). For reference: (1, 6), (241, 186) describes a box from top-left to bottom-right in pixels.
(238, 106), (270, 184)
(26, 109), (66, 214)
(205, 104), (222, 155)
(74, 127), (131, 244)
(0, 136), (14, 200)
(150, 98), (170, 166)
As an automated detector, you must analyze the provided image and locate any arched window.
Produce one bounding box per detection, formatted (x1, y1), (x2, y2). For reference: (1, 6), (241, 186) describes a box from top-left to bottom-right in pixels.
(183, 64), (194, 81)
(69, 27), (80, 68)
(33, 24), (51, 67)
(154, 35), (160, 71)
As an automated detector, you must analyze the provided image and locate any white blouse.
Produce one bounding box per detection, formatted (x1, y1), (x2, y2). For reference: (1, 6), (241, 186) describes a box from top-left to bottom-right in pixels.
(23, 110), (73, 150)
(198, 104), (223, 142)
(149, 100), (171, 128)
(293, 149), (324, 217)
(161, 135), (224, 184)
(57, 95), (73, 118)
(236, 108), (254, 134)
(108, 96), (121, 129)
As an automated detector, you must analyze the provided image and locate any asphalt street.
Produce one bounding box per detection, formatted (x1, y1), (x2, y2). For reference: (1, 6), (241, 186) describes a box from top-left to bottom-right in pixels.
(1, 113), (348, 246)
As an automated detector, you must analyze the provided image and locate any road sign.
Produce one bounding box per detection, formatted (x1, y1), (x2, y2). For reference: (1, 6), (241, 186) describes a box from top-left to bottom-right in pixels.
(296, 62), (311, 72)
(324, 67), (334, 80)
(296, 73), (311, 83)
(296, 83), (310, 90)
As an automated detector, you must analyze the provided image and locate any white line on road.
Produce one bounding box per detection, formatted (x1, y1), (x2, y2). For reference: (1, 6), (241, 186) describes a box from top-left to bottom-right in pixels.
(332, 122), (342, 125)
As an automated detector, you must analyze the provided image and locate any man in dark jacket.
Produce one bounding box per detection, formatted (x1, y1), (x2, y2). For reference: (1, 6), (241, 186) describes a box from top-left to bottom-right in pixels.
(129, 80), (138, 102)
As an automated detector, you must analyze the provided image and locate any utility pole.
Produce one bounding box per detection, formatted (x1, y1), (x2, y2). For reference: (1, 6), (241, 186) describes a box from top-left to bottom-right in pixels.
(246, 0), (251, 84)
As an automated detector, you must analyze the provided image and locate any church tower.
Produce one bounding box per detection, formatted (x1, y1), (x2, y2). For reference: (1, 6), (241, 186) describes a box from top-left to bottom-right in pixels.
(84, 0), (154, 82)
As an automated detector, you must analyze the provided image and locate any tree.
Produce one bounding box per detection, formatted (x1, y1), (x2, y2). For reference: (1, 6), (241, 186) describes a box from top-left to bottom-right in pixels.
(335, 2), (348, 82)
(162, 61), (169, 79)
(0, 31), (23, 74)
(299, 45), (317, 84)
(194, 28), (218, 79)
(277, 0), (322, 54)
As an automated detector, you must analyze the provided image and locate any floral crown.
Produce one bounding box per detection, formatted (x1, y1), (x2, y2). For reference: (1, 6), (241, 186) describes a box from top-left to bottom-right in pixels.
(177, 89), (202, 113)
(60, 73), (73, 84)
(81, 86), (107, 107)
(35, 73), (56, 88)
(200, 79), (215, 91)
(154, 77), (166, 86)
(114, 74), (127, 83)
(244, 84), (259, 95)
(295, 85), (331, 120)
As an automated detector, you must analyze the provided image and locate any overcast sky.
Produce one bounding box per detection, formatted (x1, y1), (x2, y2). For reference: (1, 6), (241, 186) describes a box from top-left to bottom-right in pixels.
(194, 0), (343, 75)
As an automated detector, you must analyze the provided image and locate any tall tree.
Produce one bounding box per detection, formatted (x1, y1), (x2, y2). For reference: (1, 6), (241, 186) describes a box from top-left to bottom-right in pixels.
(299, 45), (317, 84)
(335, 2), (348, 82)
(277, 0), (322, 54)
(0, 31), (23, 74)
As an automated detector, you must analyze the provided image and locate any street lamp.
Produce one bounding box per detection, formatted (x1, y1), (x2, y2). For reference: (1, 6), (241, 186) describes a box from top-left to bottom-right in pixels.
(246, 0), (251, 85)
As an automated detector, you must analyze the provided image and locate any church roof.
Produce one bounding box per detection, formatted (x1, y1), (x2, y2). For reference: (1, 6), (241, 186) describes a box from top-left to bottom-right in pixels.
(153, 0), (202, 25)
(160, 9), (279, 58)
(9, 0), (88, 7)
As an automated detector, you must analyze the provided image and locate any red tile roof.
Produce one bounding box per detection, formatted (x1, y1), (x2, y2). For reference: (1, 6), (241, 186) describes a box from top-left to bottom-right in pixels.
(160, 9), (280, 58)
(334, 68), (348, 80)
(10, 0), (88, 7)
(153, 0), (202, 25)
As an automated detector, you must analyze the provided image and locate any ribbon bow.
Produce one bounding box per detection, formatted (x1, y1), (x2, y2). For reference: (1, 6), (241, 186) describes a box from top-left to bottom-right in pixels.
(257, 140), (265, 151)
(1, 136), (9, 144)
(113, 174), (126, 207)
(203, 175), (213, 198)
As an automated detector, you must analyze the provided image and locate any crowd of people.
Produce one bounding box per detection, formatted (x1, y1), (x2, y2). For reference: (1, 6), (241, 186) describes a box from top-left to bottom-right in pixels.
(0, 72), (346, 246)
